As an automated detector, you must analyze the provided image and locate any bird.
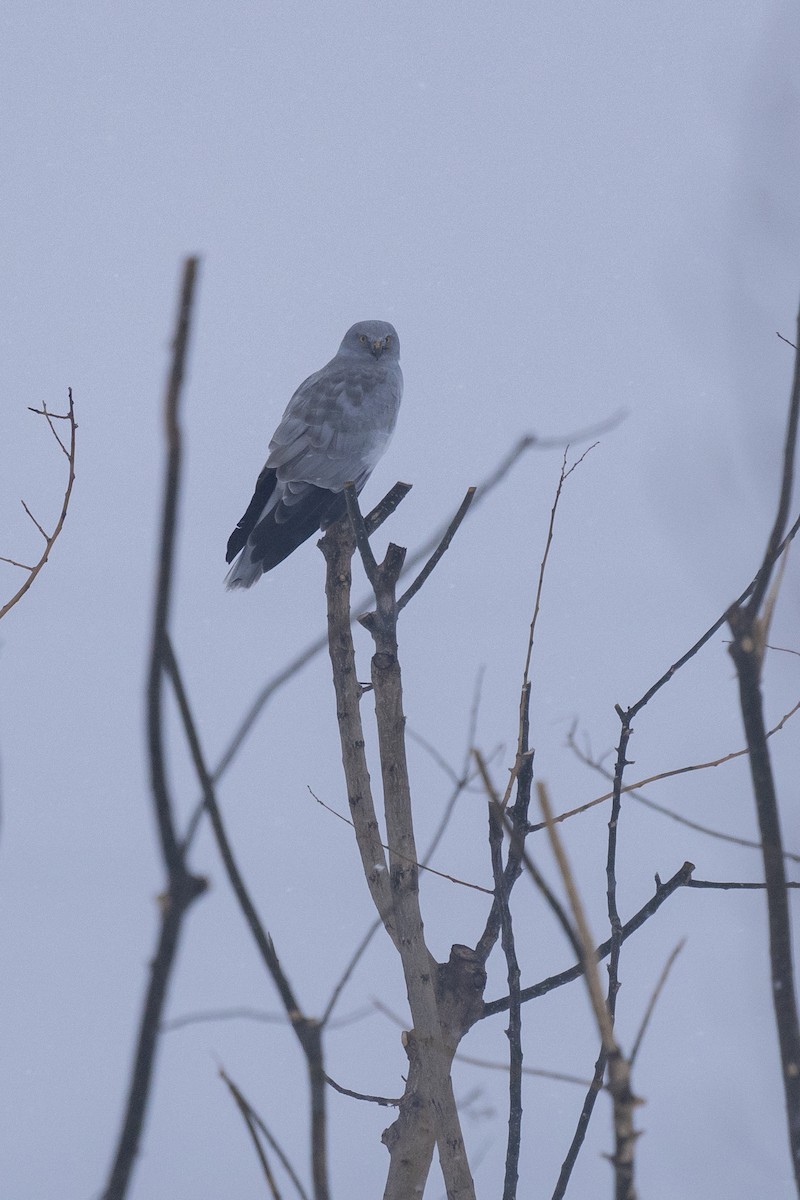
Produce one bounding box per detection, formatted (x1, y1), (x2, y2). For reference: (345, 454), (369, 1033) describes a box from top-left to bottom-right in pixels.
(225, 320), (403, 589)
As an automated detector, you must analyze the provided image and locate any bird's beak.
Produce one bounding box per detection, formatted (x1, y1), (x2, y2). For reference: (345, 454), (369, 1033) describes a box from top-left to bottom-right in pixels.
(370, 339), (384, 358)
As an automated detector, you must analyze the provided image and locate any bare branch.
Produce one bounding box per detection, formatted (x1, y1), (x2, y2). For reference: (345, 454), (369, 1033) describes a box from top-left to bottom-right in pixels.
(309, 787), (492, 895)
(1, 389), (78, 621)
(523, 443), (597, 686)
(625, 501), (800, 721)
(745, 312), (800, 618)
(20, 499), (49, 540)
(483, 861), (695, 1017)
(164, 635), (330, 1200)
(453, 1053), (592, 1089)
(164, 1006), (294, 1031)
(222, 1069), (284, 1198)
(364, 481), (413, 534)
(146, 259), (200, 877)
(629, 940), (685, 1068)
(324, 1075), (401, 1106)
(397, 486), (476, 611)
(220, 1069), (310, 1200)
(474, 749), (582, 967)
(487, 759), (523, 1200)
(320, 918), (382, 1028)
(565, 713), (800, 862)
(374, 1000), (593, 1086)
(537, 784), (615, 1052)
(0, 555), (35, 571)
(530, 698), (800, 834)
(164, 1005), (372, 1033)
(687, 878), (800, 891)
(538, 782), (639, 1200)
(30, 400), (72, 457)
(343, 482), (379, 583)
(725, 301), (800, 1190)
(101, 258), (206, 1200)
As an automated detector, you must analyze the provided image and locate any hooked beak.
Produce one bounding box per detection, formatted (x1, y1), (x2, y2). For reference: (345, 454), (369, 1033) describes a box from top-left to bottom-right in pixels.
(370, 339), (384, 358)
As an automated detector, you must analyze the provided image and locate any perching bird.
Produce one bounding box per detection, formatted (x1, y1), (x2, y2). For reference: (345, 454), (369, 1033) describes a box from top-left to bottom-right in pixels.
(225, 320), (403, 589)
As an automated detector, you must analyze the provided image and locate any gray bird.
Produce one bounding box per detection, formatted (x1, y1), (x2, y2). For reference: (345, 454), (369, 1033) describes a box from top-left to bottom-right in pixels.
(225, 320), (403, 589)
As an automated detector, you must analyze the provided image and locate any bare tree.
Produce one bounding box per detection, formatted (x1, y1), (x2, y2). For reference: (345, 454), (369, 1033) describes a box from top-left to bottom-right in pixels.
(98, 262), (800, 1199)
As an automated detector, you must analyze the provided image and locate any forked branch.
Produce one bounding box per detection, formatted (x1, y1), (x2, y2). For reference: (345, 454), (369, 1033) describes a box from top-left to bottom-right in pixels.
(0, 390), (77, 621)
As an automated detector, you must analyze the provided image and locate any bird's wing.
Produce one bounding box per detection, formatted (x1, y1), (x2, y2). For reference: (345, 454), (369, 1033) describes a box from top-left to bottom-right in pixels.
(266, 359), (402, 492)
(225, 464), (278, 563)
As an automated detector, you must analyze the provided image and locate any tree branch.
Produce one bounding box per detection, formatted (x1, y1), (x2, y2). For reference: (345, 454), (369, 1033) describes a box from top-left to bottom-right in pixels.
(335, 490), (479, 1200)
(483, 861), (695, 1018)
(101, 257), (206, 1200)
(220, 1068), (310, 1200)
(164, 634), (330, 1200)
(0, 391), (78, 621)
(724, 301), (800, 1192)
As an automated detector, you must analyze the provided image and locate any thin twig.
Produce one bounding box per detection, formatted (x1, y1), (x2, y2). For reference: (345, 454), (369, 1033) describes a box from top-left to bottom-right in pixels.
(164, 1005), (373, 1033)
(1, 390), (78, 621)
(687, 878), (800, 890)
(397, 487), (476, 611)
(0, 556), (34, 571)
(222, 1070), (284, 1198)
(483, 860), (695, 1016)
(452, 1053), (591, 1088)
(629, 940), (685, 1068)
(324, 1075), (401, 1106)
(320, 920), (382, 1028)
(473, 750), (582, 966)
(373, 998), (592, 1086)
(20, 499), (48, 540)
(343, 482), (379, 582)
(220, 1069), (310, 1200)
(625, 506), (800, 721)
(164, 1006), (294, 1030)
(523, 443), (597, 686)
(308, 787), (493, 895)
(529, 698), (800, 833)
(565, 713), (800, 862)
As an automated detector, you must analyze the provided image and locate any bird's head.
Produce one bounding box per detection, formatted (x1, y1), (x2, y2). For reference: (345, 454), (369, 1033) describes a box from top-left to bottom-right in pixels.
(340, 320), (400, 361)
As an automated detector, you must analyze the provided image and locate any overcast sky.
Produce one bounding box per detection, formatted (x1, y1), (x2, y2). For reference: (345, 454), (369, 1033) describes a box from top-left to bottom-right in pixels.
(1, 3), (800, 1198)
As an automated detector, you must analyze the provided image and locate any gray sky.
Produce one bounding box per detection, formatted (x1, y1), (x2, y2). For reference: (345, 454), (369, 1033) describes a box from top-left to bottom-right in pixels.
(1, 2), (799, 1197)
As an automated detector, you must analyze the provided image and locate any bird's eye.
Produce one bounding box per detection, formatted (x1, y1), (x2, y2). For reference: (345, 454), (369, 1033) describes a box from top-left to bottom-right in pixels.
(359, 334), (368, 344)
(385, 335), (392, 346)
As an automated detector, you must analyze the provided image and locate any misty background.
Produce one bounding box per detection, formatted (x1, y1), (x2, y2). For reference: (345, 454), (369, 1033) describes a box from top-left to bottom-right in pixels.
(1, 3), (799, 1197)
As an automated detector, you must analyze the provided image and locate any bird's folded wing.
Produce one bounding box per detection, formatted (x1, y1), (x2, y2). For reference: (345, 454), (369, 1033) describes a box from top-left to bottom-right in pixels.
(265, 367), (399, 492)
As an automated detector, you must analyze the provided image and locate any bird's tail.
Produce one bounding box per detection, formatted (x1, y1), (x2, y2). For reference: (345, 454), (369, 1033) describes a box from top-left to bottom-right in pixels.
(224, 549), (265, 590)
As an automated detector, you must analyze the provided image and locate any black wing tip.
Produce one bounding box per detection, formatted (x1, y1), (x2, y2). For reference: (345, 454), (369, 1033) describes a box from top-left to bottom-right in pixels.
(225, 528), (244, 564)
